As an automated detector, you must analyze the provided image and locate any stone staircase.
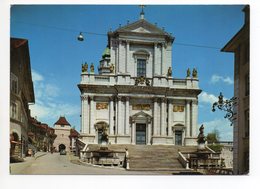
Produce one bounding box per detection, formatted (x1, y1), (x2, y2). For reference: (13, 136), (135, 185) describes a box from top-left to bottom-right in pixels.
(86, 144), (197, 171)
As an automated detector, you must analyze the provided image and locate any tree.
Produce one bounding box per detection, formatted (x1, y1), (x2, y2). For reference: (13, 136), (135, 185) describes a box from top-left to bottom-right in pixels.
(206, 129), (220, 144)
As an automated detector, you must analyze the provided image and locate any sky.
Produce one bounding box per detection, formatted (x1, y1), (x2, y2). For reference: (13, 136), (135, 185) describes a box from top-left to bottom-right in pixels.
(10, 5), (246, 141)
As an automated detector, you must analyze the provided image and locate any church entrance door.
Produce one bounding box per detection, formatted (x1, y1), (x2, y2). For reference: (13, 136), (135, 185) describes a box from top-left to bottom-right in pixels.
(175, 131), (182, 145)
(136, 123), (146, 145)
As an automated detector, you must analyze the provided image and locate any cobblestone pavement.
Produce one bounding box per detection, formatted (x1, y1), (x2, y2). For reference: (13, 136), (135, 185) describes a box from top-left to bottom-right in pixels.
(10, 152), (165, 175)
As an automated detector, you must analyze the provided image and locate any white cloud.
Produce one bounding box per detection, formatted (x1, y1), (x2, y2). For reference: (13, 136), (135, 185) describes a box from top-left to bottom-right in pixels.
(32, 69), (44, 82)
(29, 70), (79, 126)
(199, 118), (233, 141)
(199, 91), (218, 104)
(210, 74), (234, 85)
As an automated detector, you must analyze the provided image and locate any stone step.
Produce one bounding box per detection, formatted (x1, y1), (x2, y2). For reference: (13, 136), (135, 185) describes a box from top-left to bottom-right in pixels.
(86, 144), (197, 170)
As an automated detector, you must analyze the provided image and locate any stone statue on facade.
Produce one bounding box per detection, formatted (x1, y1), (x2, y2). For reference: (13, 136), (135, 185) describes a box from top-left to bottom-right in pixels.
(90, 63), (95, 73)
(186, 68), (191, 77)
(192, 68), (198, 78)
(81, 62), (88, 72)
(167, 67), (172, 77)
(109, 63), (114, 73)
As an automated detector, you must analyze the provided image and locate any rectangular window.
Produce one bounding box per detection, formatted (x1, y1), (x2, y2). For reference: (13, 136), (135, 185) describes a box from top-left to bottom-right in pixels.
(11, 102), (17, 119)
(137, 59), (146, 77)
(10, 73), (18, 94)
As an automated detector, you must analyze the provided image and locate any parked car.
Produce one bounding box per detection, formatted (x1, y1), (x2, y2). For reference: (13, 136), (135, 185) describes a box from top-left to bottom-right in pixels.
(60, 150), (67, 155)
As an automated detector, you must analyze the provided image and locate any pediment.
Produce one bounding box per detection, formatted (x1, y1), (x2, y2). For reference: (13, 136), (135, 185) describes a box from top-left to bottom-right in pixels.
(132, 111), (152, 118)
(116, 19), (167, 35)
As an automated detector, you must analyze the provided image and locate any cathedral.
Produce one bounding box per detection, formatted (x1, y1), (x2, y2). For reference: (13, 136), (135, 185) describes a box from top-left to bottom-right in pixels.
(78, 10), (201, 146)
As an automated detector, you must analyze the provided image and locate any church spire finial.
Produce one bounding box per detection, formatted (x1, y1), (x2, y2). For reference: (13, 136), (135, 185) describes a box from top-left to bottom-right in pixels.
(139, 5), (146, 20)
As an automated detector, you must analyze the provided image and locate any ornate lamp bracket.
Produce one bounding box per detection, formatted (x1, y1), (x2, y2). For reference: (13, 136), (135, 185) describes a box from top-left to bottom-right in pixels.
(212, 92), (237, 126)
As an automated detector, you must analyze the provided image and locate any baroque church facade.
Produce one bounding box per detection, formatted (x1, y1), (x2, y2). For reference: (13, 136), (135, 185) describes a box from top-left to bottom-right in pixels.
(78, 11), (201, 146)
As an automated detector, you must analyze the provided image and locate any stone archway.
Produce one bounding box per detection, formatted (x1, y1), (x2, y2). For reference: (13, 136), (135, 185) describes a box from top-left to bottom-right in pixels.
(58, 144), (66, 152)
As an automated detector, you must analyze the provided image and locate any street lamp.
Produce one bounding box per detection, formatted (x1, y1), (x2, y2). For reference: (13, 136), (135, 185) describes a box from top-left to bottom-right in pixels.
(212, 92), (236, 126)
(77, 32), (84, 41)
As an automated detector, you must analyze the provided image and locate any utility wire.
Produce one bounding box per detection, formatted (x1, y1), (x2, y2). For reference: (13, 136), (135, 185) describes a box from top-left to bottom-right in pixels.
(12, 20), (221, 50)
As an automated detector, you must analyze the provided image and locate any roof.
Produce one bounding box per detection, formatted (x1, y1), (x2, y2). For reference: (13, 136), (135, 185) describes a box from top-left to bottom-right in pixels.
(69, 128), (79, 138)
(54, 116), (71, 126)
(10, 38), (35, 103)
(102, 46), (110, 58)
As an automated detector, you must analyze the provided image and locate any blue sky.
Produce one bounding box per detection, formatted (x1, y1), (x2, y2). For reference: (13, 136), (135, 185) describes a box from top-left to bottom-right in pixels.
(11, 5), (245, 141)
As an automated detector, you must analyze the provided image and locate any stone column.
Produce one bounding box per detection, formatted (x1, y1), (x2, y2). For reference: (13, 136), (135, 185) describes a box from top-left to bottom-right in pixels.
(125, 97), (130, 135)
(116, 41), (119, 73)
(167, 100), (173, 136)
(153, 43), (157, 76)
(117, 96), (124, 135)
(161, 43), (164, 75)
(126, 41), (130, 73)
(89, 96), (95, 135)
(191, 100), (198, 137)
(185, 100), (191, 137)
(161, 98), (167, 136)
(118, 40), (122, 73)
(109, 96), (114, 135)
(81, 95), (89, 134)
(147, 121), (152, 145)
(153, 98), (158, 136)
(131, 122), (136, 144)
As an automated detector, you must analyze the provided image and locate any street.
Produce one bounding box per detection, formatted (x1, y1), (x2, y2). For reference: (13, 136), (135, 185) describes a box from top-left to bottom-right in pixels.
(10, 152), (161, 175)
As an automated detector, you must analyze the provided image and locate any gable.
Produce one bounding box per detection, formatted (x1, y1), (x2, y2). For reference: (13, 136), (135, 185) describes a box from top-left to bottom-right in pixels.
(116, 19), (168, 35)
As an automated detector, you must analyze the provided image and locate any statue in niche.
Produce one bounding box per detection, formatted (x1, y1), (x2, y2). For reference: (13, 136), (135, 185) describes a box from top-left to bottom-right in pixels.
(81, 62), (88, 72)
(90, 63), (95, 72)
(109, 63), (114, 73)
(192, 68), (198, 78)
(101, 127), (109, 143)
(186, 68), (191, 77)
(167, 67), (172, 77)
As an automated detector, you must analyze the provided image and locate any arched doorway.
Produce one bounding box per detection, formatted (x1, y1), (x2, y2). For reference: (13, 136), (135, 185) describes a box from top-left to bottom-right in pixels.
(58, 144), (66, 152)
(10, 132), (20, 157)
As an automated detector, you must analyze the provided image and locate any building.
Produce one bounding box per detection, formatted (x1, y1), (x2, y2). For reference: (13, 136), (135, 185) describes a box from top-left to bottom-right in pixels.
(69, 128), (80, 154)
(10, 38), (35, 160)
(221, 5), (249, 174)
(78, 10), (201, 145)
(53, 116), (72, 152)
(29, 117), (57, 152)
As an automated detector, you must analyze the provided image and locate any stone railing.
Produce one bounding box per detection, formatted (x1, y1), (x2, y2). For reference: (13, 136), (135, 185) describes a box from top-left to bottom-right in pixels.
(178, 151), (190, 169)
(80, 73), (199, 89)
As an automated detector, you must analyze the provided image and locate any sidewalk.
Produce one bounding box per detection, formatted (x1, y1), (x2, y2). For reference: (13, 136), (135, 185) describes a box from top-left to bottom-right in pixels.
(10, 152), (47, 174)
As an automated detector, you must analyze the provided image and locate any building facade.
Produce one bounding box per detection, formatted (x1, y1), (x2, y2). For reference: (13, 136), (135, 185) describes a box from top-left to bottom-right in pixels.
(78, 12), (201, 146)
(10, 38), (35, 160)
(221, 5), (249, 174)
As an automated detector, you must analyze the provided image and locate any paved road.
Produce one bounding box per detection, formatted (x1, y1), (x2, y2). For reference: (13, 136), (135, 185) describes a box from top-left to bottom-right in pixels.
(10, 152), (161, 175)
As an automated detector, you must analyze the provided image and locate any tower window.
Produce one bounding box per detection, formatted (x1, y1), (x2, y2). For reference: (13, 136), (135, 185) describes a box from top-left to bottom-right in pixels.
(137, 59), (146, 77)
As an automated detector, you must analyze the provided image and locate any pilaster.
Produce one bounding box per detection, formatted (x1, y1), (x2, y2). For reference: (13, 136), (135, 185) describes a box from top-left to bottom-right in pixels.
(161, 98), (167, 136)
(109, 96), (114, 135)
(185, 100), (191, 137)
(89, 96), (95, 135)
(125, 97), (130, 135)
(191, 100), (198, 137)
(153, 98), (158, 136)
(81, 95), (89, 134)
